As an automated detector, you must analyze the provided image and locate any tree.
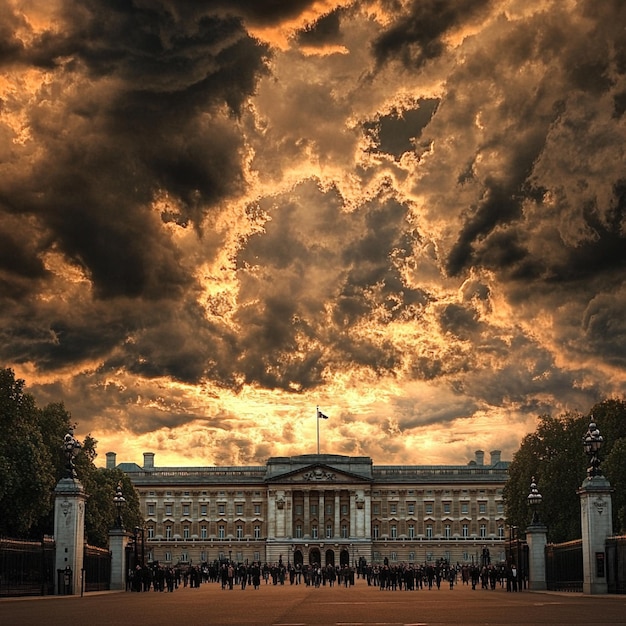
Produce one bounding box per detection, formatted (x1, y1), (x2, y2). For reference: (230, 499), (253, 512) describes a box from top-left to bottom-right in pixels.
(504, 399), (626, 543)
(0, 367), (144, 546)
(0, 368), (56, 537)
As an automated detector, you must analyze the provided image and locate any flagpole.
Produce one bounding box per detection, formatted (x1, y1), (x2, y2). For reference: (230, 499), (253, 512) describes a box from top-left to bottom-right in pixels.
(316, 406), (320, 455)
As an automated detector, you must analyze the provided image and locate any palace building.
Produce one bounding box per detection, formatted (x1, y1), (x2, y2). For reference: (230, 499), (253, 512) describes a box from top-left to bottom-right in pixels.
(110, 450), (509, 568)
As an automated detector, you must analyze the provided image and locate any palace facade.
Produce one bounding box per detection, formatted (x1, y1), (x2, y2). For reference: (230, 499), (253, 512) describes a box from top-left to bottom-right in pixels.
(111, 450), (509, 568)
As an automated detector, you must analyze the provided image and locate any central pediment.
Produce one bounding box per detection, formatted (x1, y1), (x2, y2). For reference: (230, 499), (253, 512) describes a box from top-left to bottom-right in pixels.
(265, 454), (373, 484)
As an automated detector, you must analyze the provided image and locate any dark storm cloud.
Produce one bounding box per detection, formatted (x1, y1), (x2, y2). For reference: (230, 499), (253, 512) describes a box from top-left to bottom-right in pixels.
(234, 181), (423, 390)
(364, 99), (439, 159)
(372, 0), (491, 68)
(295, 8), (345, 47)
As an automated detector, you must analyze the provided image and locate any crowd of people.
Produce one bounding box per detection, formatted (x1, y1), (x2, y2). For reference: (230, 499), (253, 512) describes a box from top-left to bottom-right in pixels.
(128, 559), (525, 593)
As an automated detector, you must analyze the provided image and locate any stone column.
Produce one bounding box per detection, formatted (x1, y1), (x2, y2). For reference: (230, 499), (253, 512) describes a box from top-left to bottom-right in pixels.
(525, 522), (548, 591)
(109, 528), (130, 590)
(578, 475), (613, 594)
(54, 477), (87, 595)
(304, 490), (310, 538)
(334, 491), (341, 538)
(349, 490), (356, 537)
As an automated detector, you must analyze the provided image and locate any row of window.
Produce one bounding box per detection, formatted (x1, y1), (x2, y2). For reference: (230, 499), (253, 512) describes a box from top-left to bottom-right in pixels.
(146, 522), (505, 541)
(373, 502), (503, 515)
(147, 503), (263, 517)
(372, 524), (505, 539)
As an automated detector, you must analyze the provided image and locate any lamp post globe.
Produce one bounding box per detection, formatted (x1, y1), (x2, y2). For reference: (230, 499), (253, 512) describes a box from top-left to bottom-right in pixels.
(527, 476), (543, 524)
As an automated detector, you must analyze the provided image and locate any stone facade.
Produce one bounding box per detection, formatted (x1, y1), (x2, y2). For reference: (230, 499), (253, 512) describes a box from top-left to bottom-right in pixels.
(112, 450), (509, 568)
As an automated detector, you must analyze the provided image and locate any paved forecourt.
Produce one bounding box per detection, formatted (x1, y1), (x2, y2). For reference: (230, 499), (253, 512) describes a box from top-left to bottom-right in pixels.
(2, 580), (626, 626)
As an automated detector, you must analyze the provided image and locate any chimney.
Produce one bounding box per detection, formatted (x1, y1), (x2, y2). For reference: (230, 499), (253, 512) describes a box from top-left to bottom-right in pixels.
(143, 452), (155, 469)
(490, 450), (501, 466)
(106, 452), (116, 470)
(475, 450), (485, 466)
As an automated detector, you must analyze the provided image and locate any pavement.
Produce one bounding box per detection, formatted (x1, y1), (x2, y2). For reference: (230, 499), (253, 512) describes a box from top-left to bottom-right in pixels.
(1, 579), (625, 626)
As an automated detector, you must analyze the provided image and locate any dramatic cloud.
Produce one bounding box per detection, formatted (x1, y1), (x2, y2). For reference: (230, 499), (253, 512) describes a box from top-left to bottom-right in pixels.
(1, 0), (624, 468)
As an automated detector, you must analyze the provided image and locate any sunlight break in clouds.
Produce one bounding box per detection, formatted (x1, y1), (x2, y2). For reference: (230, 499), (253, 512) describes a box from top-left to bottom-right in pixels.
(1, 0), (625, 468)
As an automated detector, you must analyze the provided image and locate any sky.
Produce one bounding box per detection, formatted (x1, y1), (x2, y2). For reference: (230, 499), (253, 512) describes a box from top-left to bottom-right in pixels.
(1, 0), (625, 469)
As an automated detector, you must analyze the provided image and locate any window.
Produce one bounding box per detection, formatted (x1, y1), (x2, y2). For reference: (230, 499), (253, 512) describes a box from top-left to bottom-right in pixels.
(254, 551), (260, 562)
(462, 524), (469, 538)
(254, 504), (261, 515)
(182, 504), (190, 517)
(149, 491), (155, 496)
(390, 503), (397, 515)
(426, 524), (433, 539)
(183, 491), (190, 497)
(479, 503), (487, 514)
(201, 525), (207, 539)
(147, 526), (154, 539)
(497, 503), (504, 514)
(443, 503), (451, 515)
(254, 525), (261, 539)
(425, 503), (433, 515)
(390, 524), (397, 539)
(498, 525), (505, 539)
(147, 504), (155, 516)
(444, 524), (451, 538)
(341, 525), (348, 538)
(164, 551), (171, 562)
(461, 503), (469, 515)
(407, 503), (415, 515)
(326, 504), (333, 515)
(390, 552), (397, 562)
(183, 526), (190, 539)
(236, 491), (243, 497)
(310, 505), (318, 516)
(166, 491), (172, 497)
(236, 504), (243, 515)
(236, 525), (243, 539)
(295, 504), (303, 515)
(200, 504), (207, 517)
(165, 525), (172, 540)
(295, 525), (302, 538)
(181, 551), (188, 562)
(408, 551), (415, 562)
(218, 504), (225, 516)
(326, 524), (332, 539)
(218, 525), (225, 539)
(373, 525), (379, 539)
(372, 504), (380, 515)
(201, 551), (206, 561)
(408, 524), (415, 539)
(312, 526), (318, 539)
(341, 504), (348, 515)
(480, 524), (487, 538)
(165, 504), (172, 517)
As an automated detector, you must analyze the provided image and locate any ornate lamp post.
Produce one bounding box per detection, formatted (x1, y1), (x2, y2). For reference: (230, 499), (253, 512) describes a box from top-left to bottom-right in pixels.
(527, 476), (543, 525)
(62, 428), (82, 479)
(583, 418), (604, 478)
(113, 482), (126, 529)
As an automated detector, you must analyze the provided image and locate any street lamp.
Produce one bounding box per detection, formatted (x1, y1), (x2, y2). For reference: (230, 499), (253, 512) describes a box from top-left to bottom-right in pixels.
(113, 482), (126, 528)
(527, 476), (542, 524)
(583, 417), (604, 478)
(62, 428), (82, 479)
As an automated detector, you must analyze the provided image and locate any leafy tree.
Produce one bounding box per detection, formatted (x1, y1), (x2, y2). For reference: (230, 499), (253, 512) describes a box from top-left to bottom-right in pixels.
(0, 368), (56, 537)
(504, 399), (626, 543)
(0, 367), (144, 546)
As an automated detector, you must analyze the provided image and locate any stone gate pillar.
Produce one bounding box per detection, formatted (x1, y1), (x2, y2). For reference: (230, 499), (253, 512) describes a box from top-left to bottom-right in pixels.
(54, 477), (87, 594)
(54, 428), (87, 595)
(578, 418), (613, 595)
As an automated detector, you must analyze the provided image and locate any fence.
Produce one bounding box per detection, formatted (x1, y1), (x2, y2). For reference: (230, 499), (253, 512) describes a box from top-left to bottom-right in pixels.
(83, 544), (111, 592)
(0, 536), (55, 597)
(545, 539), (583, 592)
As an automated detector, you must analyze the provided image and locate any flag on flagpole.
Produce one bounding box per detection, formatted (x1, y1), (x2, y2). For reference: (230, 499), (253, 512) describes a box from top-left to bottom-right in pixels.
(317, 408), (329, 419)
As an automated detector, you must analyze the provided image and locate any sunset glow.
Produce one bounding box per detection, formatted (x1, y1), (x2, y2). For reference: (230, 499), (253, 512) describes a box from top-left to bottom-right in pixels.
(1, 0), (624, 468)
